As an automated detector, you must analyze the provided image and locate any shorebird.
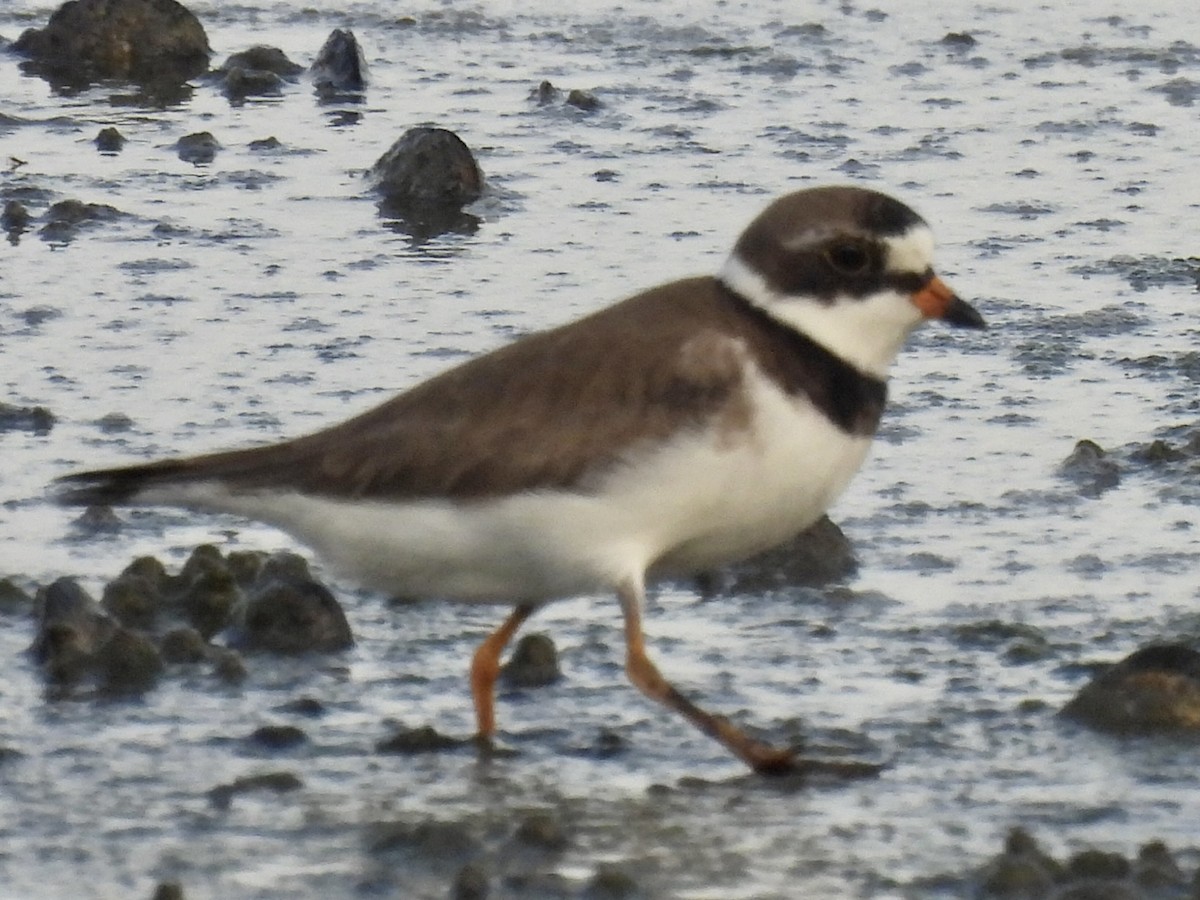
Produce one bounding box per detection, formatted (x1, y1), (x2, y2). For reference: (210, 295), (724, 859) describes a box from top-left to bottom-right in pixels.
(57, 185), (985, 773)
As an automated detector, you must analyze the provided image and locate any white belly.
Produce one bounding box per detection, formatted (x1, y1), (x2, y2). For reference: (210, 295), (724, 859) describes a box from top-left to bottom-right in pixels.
(150, 377), (874, 603)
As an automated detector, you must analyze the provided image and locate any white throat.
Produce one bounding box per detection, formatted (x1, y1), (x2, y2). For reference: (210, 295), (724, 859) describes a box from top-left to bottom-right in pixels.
(717, 253), (924, 379)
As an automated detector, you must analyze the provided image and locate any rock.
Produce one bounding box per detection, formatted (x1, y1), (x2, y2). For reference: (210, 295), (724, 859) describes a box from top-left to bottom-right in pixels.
(311, 29), (367, 96)
(1132, 841), (1186, 889)
(13, 0), (210, 89)
(976, 828), (1061, 898)
(366, 819), (482, 869)
(102, 572), (162, 629)
(513, 812), (568, 851)
(247, 724), (307, 750)
(235, 576), (353, 653)
(95, 627), (163, 694)
(30, 577), (117, 685)
(219, 45), (303, 78)
(0, 578), (34, 615)
(151, 882), (185, 900)
(95, 126), (126, 153)
(171, 562), (238, 639)
(0, 400), (55, 434)
(40, 199), (124, 242)
(501, 633), (561, 688)
(566, 88), (602, 111)
(208, 771), (302, 809)
(1061, 643), (1200, 734)
(376, 724), (469, 754)
(215, 45), (303, 102)
(366, 126), (484, 231)
(1059, 439), (1120, 497)
(176, 131), (220, 164)
(374, 724), (472, 753)
(68, 504), (123, 535)
(248, 136), (283, 152)
(158, 627), (208, 663)
(95, 411), (135, 432)
(210, 646), (248, 683)
(451, 862), (489, 900)
(531, 79), (559, 105)
(708, 514), (857, 593)
(941, 32), (978, 48)
(220, 67), (285, 101)
(584, 865), (641, 899)
(2, 200), (33, 236)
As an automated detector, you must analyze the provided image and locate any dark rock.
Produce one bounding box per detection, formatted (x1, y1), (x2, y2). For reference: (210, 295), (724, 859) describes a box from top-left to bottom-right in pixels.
(977, 828), (1060, 898)
(584, 865), (640, 899)
(95, 627), (163, 694)
(210, 646), (248, 683)
(31, 577), (117, 685)
(2, 200), (33, 235)
(102, 572), (161, 628)
(1052, 882), (1140, 899)
(219, 45), (303, 78)
(95, 411), (135, 432)
(151, 882), (185, 900)
(212, 44), (302, 101)
(1059, 439), (1120, 497)
(367, 819), (482, 868)
(1132, 841), (1186, 888)
(277, 696), (326, 717)
(176, 131), (220, 164)
(122, 555), (169, 592)
(158, 627), (208, 663)
(0, 400), (55, 434)
(376, 724), (468, 754)
(172, 564), (238, 639)
(69, 504), (123, 535)
(452, 862), (489, 900)
(366, 126), (483, 231)
(941, 32), (978, 47)
(501, 633), (561, 688)
(40, 199), (124, 242)
(236, 576), (353, 653)
(208, 771), (302, 809)
(1128, 438), (1186, 465)
(223, 549), (267, 586)
(531, 79), (560, 105)
(513, 812), (568, 851)
(566, 88), (602, 111)
(311, 29), (367, 95)
(247, 724), (307, 750)
(248, 136), (283, 152)
(1061, 643), (1200, 734)
(1066, 849), (1130, 882)
(220, 67), (285, 101)
(13, 0), (210, 89)
(0, 578), (34, 615)
(95, 126), (126, 153)
(710, 514), (857, 593)
(259, 550), (313, 585)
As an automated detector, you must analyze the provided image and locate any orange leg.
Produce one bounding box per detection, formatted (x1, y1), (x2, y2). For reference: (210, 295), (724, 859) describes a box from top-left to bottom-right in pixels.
(470, 604), (535, 740)
(617, 580), (797, 774)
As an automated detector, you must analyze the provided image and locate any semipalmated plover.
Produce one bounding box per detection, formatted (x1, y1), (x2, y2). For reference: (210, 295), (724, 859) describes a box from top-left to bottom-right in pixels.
(57, 185), (985, 773)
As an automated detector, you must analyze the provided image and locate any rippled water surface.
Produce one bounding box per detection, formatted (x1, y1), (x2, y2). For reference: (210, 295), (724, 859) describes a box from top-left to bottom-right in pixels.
(3, 0), (1200, 897)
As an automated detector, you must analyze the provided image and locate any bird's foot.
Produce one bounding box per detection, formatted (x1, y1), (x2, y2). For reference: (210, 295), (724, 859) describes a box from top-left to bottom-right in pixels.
(747, 745), (883, 780)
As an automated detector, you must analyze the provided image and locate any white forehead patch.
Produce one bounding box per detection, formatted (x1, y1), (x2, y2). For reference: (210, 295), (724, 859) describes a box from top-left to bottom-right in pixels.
(883, 225), (936, 275)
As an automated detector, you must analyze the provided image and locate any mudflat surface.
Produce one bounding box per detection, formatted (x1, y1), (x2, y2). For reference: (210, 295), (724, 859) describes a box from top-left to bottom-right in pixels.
(2, 0), (1199, 897)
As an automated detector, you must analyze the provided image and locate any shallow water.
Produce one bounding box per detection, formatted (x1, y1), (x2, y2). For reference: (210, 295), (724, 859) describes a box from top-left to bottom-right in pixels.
(2, 0), (1200, 897)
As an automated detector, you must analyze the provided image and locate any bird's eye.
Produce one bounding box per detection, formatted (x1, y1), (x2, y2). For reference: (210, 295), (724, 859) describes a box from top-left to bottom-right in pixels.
(825, 241), (870, 275)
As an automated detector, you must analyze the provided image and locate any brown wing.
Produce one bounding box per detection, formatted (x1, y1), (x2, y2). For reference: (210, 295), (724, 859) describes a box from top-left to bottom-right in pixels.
(57, 277), (751, 505)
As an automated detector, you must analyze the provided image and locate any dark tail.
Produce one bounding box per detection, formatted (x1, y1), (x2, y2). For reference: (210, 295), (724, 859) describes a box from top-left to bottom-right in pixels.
(54, 459), (199, 507)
